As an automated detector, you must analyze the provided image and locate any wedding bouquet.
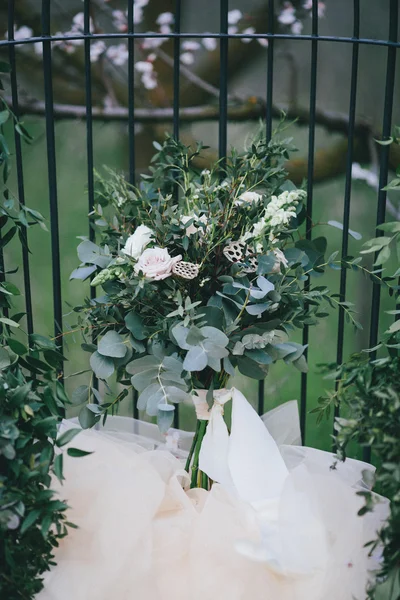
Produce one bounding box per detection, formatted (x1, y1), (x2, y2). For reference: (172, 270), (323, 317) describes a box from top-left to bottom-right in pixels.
(72, 132), (335, 485)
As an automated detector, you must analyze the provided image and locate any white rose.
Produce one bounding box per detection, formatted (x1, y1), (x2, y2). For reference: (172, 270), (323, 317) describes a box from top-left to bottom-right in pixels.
(134, 247), (182, 280)
(234, 191), (263, 207)
(123, 225), (154, 259)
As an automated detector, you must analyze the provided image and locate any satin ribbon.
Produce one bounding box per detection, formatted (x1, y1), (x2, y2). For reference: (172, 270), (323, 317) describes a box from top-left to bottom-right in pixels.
(194, 388), (289, 504)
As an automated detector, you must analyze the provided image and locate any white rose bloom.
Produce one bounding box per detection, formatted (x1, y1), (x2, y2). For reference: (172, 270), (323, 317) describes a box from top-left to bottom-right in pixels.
(123, 225), (154, 259)
(134, 247), (182, 280)
(234, 191), (263, 207)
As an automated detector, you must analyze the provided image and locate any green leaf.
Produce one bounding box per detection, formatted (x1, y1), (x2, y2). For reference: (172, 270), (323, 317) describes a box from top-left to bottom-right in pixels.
(34, 416), (58, 438)
(327, 220), (362, 240)
(257, 253), (277, 274)
(0, 317), (20, 327)
(0, 347), (10, 370)
(125, 311), (146, 340)
(186, 326), (206, 346)
(69, 265), (97, 281)
(0, 110), (9, 126)
(71, 385), (89, 405)
(201, 326), (229, 347)
(183, 346), (208, 371)
(386, 320), (400, 334)
(374, 244), (391, 265)
(30, 334), (56, 350)
(377, 221), (400, 233)
(131, 369), (159, 392)
(90, 351), (115, 379)
(21, 509), (41, 535)
(77, 240), (111, 268)
(56, 428), (81, 447)
(157, 404), (175, 433)
(54, 453), (64, 482)
(79, 405), (97, 429)
(67, 448), (93, 458)
(98, 330), (127, 358)
(126, 355), (159, 375)
(237, 356), (268, 379)
(6, 338), (28, 356)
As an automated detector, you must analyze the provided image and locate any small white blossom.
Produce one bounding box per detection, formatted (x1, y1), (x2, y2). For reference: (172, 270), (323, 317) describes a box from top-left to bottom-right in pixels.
(133, 6), (144, 24)
(106, 44), (129, 66)
(13, 26), (33, 40)
(156, 12), (174, 26)
(228, 26), (238, 35)
(135, 60), (153, 73)
(112, 10), (128, 32)
(142, 35), (168, 50)
(257, 38), (269, 47)
(180, 52), (194, 65)
(159, 24), (172, 34)
(291, 20), (303, 35)
(90, 41), (106, 62)
(278, 4), (296, 25)
(141, 72), (157, 89)
(202, 37), (217, 51)
(228, 9), (242, 25)
(242, 27), (255, 43)
(182, 41), (201, 51)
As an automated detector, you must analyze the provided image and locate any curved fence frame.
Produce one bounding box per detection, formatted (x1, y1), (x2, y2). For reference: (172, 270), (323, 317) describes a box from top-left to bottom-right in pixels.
(0, 0), (399, 458)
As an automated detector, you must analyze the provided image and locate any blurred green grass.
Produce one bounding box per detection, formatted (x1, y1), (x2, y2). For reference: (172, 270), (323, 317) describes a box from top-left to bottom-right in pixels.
(4, 117), (397, 453)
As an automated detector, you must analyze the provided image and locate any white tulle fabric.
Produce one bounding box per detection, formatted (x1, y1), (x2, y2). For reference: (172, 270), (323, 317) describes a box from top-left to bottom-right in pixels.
(37, 392), (389, 600)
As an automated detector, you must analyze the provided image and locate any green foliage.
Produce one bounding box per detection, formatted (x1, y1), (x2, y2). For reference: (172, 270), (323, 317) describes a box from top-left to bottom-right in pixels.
(0, 89), (77, 599)
(324, 336), (400, 599)
(71, 132), (351, 428)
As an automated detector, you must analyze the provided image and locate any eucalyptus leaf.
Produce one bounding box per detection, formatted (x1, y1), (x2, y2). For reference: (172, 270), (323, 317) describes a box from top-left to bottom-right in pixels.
(125, 311), (146, 340)
(90, 351), (115, 379)
(98, 331), (127, 358)
(183, 346), (208, 371)
(157, 404), (175, 433)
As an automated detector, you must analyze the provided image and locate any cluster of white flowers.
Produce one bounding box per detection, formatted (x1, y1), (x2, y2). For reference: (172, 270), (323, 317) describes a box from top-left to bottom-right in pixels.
(278, 1), (326, 35)
(351, 163), (378, 189)
(250, 189), (306, 237)
(8, 2), (326, 90)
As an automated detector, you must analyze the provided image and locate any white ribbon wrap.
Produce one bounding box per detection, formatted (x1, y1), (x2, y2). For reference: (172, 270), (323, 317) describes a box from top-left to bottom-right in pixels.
(198, 388), (289, 504)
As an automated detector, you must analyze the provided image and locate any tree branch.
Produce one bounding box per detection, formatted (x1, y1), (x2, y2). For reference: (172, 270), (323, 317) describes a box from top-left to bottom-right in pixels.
(5, 94), (372, 136)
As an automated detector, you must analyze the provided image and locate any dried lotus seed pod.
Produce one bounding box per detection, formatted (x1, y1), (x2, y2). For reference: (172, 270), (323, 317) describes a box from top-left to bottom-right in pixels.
(172, 261), (199, 279)
(223, 241), (245, 263)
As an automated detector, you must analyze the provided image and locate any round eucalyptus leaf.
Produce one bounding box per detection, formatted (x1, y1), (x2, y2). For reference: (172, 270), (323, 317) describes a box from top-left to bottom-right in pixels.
(98, 331), (127, 358)
(90, 351), (115, 379)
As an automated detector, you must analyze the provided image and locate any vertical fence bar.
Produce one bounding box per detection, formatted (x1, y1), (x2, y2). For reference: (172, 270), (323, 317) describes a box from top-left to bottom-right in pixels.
(172, 0), (182, 428)
(219, 0), (229, 166)
(7, 0), (34, 334)
(266, 0), (274, 144)
(41, 0), (63, 365)
(128, 0), (138, 420)
(127, 0), (136, 186)
(258, 0), (275, 415)
(83, 0), (99, 394)
(333, 0), (360, 443)
(300, 0), (318, 444)
(365, 0), (398, 462)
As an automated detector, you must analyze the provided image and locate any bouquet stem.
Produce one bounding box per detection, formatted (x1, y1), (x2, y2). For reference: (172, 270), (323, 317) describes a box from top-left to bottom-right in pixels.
(189, 419), (208, 489)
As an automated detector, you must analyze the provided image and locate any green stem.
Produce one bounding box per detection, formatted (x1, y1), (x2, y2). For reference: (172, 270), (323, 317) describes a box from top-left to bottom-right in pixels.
(190, 419), (207, 489)
(185, 420), (200, 473)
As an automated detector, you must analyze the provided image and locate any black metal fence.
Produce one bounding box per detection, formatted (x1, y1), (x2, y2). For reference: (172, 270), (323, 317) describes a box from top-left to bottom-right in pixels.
(1, 0), (399, 455)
